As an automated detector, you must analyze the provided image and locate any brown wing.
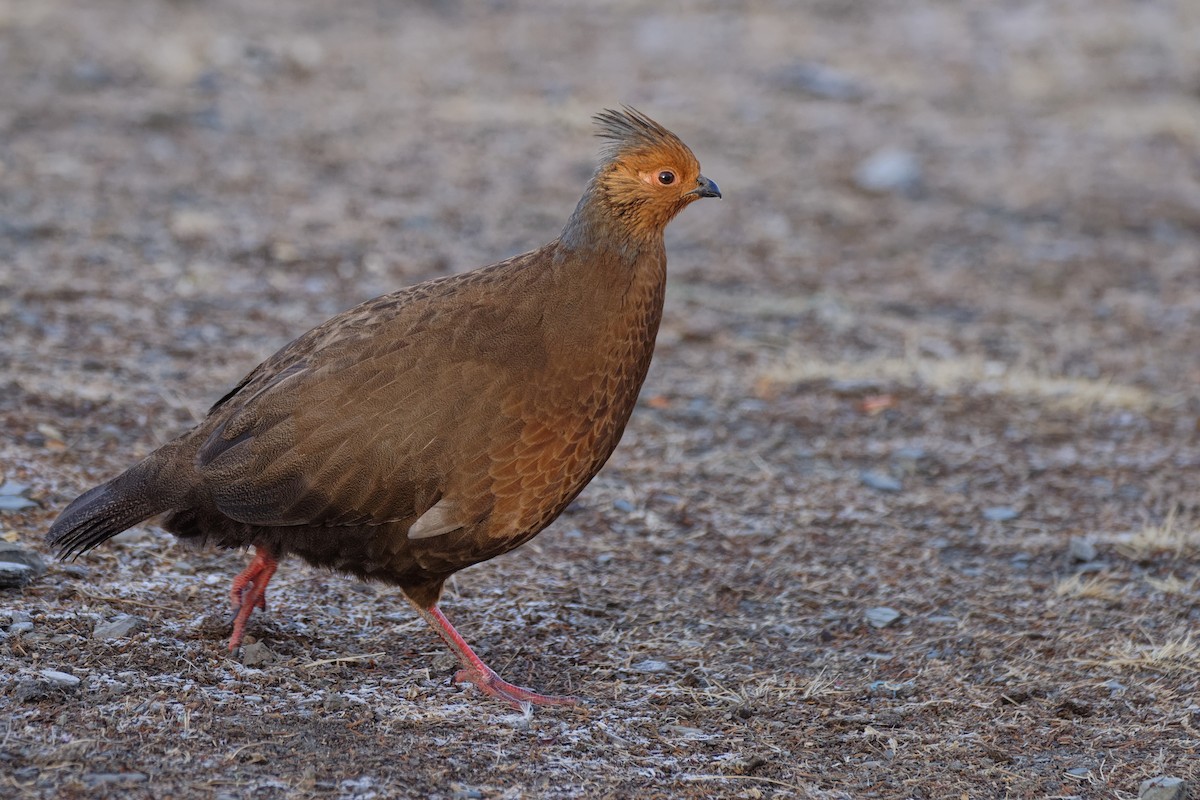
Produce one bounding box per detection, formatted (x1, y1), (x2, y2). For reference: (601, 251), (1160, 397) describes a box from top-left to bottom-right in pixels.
(188, 258), (548, 533)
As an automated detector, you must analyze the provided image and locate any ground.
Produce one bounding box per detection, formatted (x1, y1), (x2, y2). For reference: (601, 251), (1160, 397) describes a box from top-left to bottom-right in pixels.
(2, 1), (1200, 798)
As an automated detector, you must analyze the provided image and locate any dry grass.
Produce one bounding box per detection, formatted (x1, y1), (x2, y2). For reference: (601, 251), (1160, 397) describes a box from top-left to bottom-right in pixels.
(1116, 507), (1200, 560)
(1144, 575), (1194, 595)
(764, 353), (1159, 412)
(1098, 636), (1200, 676)
(1054, 574), (1122, 602)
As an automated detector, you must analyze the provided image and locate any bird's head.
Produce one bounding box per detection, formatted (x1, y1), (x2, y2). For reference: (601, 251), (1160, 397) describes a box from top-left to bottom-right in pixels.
(575, 107), (720, 244)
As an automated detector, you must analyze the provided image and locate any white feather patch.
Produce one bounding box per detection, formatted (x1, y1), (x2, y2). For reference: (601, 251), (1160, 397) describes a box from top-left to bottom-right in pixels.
(407, 498), (463, 540)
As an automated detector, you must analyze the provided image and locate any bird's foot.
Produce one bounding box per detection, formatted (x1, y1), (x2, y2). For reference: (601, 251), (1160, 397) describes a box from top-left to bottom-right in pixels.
(452, 666), (579, 710)
(227, 547), (278, 651)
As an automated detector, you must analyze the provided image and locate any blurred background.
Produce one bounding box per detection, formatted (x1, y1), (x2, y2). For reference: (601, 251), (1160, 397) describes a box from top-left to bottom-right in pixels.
(4, 1), (1198, 408)
(3, 1), (1200, 797)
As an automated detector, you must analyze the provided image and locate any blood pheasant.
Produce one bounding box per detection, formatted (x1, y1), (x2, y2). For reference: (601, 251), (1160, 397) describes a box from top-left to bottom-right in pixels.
(48, 108), (720, 708)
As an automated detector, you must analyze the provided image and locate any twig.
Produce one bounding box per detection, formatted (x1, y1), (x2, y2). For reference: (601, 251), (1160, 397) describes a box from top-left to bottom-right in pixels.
(224, 733), (300, 762)
(301, 652), (385, 669)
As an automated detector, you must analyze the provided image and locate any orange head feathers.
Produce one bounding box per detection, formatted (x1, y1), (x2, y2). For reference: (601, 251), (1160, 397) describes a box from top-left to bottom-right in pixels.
(564, 107), (720, 246)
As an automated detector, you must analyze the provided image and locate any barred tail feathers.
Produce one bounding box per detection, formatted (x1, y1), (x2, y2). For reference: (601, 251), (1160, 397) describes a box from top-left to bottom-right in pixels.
(47, 451), (185, 560)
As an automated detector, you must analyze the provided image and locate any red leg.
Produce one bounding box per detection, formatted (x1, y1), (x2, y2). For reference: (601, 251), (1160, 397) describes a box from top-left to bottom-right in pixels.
(410, 601), (578, 709)
(227, 547), (278, 651)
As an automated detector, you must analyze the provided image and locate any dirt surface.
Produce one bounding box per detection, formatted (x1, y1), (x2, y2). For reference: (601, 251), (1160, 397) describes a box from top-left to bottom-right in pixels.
(3, 1), (1200, 798)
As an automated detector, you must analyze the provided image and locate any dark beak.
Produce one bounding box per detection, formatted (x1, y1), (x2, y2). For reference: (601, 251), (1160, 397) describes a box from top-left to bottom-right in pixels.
(689, 175), (721, 199)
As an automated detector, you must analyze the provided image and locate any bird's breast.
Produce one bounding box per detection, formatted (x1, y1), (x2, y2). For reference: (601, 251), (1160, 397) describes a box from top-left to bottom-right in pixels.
(478, 270), (665, 542)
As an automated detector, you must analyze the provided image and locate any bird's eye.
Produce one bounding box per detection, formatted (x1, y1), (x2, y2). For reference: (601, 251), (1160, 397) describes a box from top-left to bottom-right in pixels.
(657, 170), (676, 186)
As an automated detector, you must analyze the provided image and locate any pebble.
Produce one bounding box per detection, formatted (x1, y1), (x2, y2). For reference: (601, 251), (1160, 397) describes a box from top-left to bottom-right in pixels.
(93, 614), (147, 639)
(0, 541), (47, 575)
(282, 36), (325, 75)
(983, 506), (1019, 522)
(0, 495), (37, 510)
(17, 669), (82, 701)
(169, 209), (222, 242)
(0, 479), (30, 495)
(240, 641), (276, 667)
(868, 679), (916, 697)
(0, 561), (35, 588)
(112, 528), (153, 544)
(10, 620), (34, 634)
(632, 659), (669, 673)
(860, 471), (902, 492)
(1139, 776), (1187, 800)
(865, 607), (902, 628)
(854, 147), (922, 195)
(1068, 537), (1098, 562)
(40, 669), (81, 688)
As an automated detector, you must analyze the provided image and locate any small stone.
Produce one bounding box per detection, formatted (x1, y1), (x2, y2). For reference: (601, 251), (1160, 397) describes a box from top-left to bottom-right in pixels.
(169, 209), (222, 242)
(0, 495), (37, 511)
(1066, 767), (1090, 777)
(84, 773), (148, 787)
(240, 641), (276, 667)
(1068, 537), (1098, 562)
(282, 37), (325, 75)
(983, 506), (1019, 522)
(0, 562), (35, 588)
(855, 147), (922, 195)
(111, 528), (153, 544)
(860, 471), (902, 492)
(9, 620), (34, 634)
(0, 541), (48, 576)
(12, 767), (38, 782)
(40, 669), (81, 688)
(865, 607), (902, 628)
(632, 659), (669, 673)
(1139, 776), (1187, 800)
(613, 499), (635, 513)
(868, 679), (916, 697)
(0, 479), (30, 496)
(93, 614), (147, 639)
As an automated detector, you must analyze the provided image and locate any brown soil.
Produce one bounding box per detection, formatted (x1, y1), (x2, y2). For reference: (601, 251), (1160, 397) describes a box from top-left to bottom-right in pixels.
(2, 1), (1199, 798)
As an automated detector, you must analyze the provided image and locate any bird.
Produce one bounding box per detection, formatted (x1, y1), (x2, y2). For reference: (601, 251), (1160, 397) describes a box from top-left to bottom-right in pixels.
(47, 107), (720, 709)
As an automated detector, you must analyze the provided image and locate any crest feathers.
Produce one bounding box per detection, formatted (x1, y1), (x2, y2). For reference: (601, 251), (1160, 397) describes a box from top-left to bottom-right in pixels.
(593, 106), (683, 161)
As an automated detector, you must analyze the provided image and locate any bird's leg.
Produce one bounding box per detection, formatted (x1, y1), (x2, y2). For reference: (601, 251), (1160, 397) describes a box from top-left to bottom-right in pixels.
(410, 600), (578, 709)
(227, 546), (278, 651)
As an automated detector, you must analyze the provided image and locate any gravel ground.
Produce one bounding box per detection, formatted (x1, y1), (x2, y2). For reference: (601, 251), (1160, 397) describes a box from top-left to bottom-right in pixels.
(2, 1), (1200, 798)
